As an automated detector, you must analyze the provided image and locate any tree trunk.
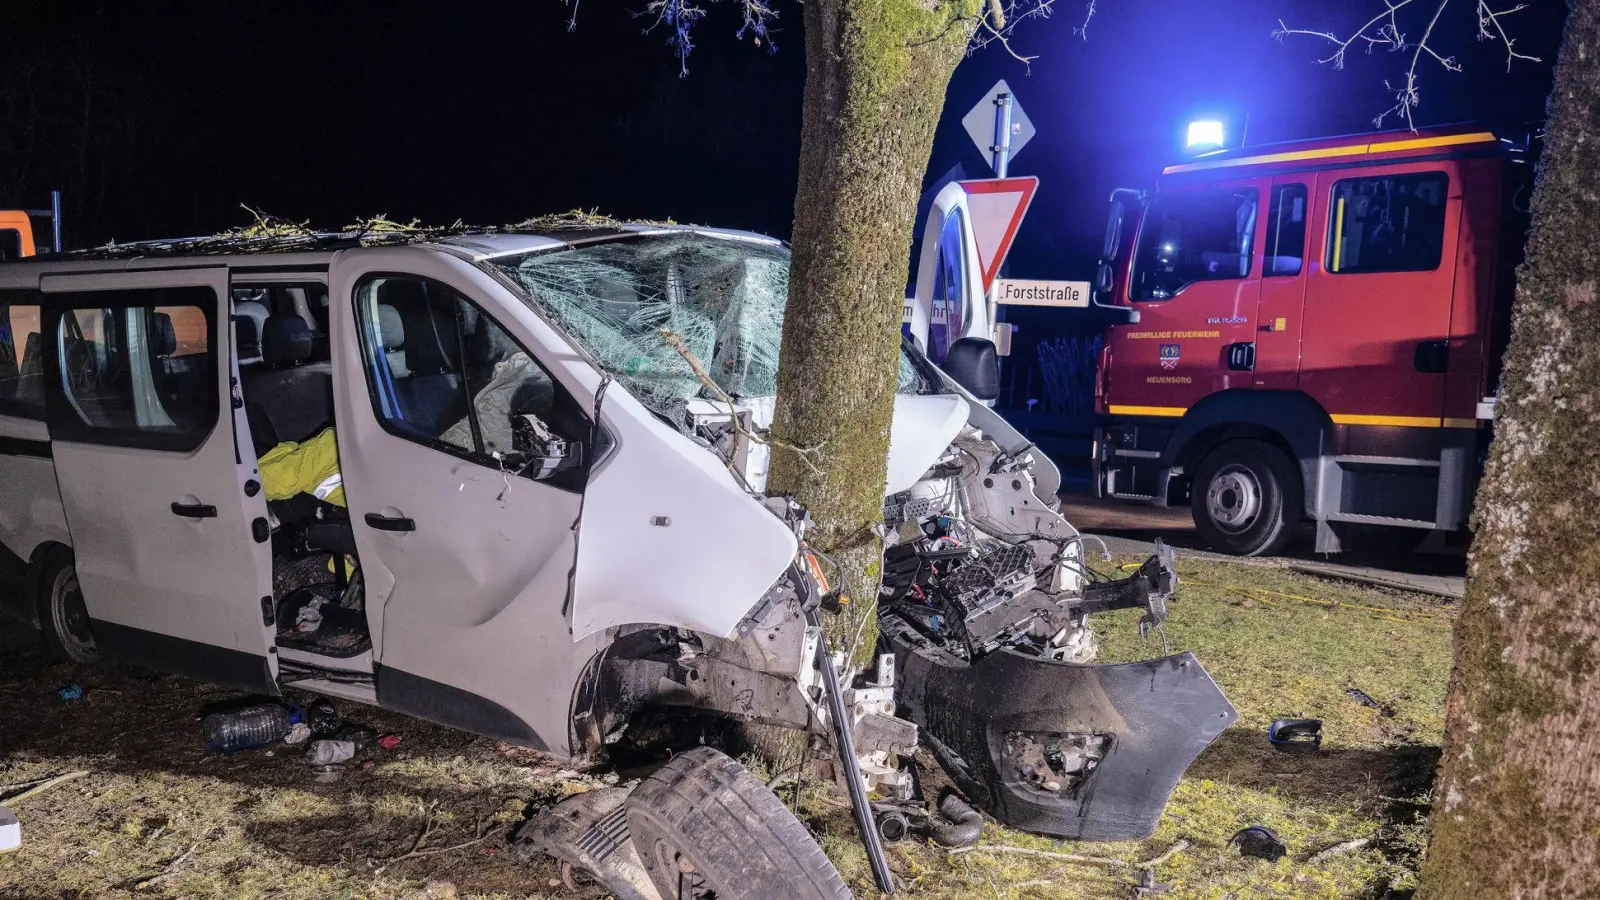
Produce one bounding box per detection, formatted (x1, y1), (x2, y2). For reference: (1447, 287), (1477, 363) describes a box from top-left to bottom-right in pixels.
(1417, 3), (1600, 896)
(768, 0), (976, 665)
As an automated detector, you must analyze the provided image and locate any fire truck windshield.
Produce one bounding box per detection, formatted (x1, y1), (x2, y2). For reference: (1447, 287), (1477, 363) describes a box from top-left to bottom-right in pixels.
(1130, 188), (1259, 301)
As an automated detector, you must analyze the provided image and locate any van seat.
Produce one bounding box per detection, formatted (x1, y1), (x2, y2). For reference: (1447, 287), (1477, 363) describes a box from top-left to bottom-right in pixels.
(242, 315), (334, 454)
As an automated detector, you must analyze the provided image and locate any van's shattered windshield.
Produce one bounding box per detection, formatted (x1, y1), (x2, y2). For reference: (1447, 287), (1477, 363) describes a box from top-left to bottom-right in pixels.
(486, 233), (932, 423)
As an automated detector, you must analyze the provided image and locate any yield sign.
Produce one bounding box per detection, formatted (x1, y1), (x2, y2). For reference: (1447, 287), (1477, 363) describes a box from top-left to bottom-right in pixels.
(959, 176), (1038, 293)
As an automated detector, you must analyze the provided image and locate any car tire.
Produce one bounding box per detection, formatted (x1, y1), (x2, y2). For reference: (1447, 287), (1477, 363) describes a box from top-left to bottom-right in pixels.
(1191, 440), (1299, 557)
(36, 548), (100, 665)
(626, 746), (850, 900)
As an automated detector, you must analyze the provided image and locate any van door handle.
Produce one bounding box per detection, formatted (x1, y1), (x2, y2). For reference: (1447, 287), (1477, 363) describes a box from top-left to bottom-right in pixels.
(365, 512), (416, 532)
(171, 502), (218, 519)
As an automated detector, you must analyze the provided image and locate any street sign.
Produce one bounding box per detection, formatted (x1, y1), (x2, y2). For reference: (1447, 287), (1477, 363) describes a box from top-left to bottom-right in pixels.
(959, 176), (1038, 293)
(994, 278), (1091, 308)
(962, 80), (1035, 171)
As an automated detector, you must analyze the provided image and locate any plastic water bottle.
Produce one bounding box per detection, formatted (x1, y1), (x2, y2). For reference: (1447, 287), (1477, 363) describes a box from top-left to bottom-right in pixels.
(202, 702), (298, 754)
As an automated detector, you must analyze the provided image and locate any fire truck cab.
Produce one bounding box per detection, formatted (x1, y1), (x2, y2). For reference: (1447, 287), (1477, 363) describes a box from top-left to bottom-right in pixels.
(1094, 126), (1525, 555)
(0, 211), (38, 261)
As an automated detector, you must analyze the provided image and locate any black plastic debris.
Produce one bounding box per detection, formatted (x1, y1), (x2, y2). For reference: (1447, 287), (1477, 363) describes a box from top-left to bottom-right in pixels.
(1344, 687), (1394, 716)
(307, 701), (341, 738)
(1267, 718), (1324, 753)
(1229, 825), (1287, 861)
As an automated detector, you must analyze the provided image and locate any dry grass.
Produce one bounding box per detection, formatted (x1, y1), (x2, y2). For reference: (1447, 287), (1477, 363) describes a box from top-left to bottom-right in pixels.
(0, 556), (1454, 899)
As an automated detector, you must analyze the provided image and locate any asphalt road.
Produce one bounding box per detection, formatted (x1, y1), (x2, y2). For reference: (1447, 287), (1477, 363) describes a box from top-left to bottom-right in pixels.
(1058, 493), (1467, 600)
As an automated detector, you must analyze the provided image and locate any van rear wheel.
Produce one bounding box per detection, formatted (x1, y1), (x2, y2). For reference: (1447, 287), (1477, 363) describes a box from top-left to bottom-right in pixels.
(1191, 440), (1298, 557)
(37, 548), (100, 665)
(626, 746), (850, 900)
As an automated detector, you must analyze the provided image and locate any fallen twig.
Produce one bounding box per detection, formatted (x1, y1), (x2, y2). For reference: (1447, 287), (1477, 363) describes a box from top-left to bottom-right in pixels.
(136, 840), (201, 891)
(948, 845), (1128, 868)
(375, 814), (492, 871)
(1306, 837), (1371, 864)
(1138, 838), (1190, 869)
(1, 770), (88, 804)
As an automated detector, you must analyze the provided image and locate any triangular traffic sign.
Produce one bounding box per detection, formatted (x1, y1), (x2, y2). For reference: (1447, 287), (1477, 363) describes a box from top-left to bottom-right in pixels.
(959, 176), (1038, 293)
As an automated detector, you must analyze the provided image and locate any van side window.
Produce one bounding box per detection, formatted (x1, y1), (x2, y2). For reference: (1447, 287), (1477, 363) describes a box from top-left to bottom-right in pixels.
(0, 300), (46, 420)
(1264, 184), (1309, 277)
(354, 275), (594, 491)
(48, 289), (217, 452)
(1130, 188), (1259, 300)
(1328, 172), (1449, 274)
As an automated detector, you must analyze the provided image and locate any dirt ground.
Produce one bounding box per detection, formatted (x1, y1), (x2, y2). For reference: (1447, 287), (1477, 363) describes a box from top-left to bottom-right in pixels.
(0, 556), (1454, 899)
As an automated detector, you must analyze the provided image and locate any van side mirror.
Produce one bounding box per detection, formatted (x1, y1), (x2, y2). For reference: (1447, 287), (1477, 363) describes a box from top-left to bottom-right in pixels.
(944, 337), (1000, 401)
(510, 413), (579, 480)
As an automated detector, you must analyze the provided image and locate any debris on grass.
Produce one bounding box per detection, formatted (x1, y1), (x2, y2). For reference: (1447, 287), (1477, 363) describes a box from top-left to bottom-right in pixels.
(57, 682), (82, 701)
(1230, 825), (1288, 861)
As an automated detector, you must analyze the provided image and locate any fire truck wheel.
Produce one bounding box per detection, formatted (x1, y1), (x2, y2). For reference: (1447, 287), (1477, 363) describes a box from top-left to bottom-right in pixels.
(1191, 441), (1298, 557)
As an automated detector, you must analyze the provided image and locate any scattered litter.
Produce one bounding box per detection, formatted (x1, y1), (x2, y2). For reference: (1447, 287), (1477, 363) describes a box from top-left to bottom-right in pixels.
(1267, 718), (1323, 753)
(333, 724), (377, 748)
(264, 750), (274, 758)
(310, 764), (343, 784)
(1306, 837), (1371, 864)
(0, 807), (18, 853)
(307, 701), (341, 737)
(1230, 825), (1287, 861)
(202, 700), (296, 754)
(377, 734), (401, 750)
(295, 596), (326, 633)
(359, 759), (375, 772)
(57, 683), (83, 701)
(1345, 687), (1381, 708)
(283, 723), (313, 746)
(308, 740), (358, 766)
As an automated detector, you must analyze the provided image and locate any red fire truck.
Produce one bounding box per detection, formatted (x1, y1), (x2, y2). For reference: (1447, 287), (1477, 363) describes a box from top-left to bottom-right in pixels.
(1092, 125), (1528, 555)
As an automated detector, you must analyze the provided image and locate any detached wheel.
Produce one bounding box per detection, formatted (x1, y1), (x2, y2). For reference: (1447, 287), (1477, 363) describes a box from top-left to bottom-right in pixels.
(37, 548), (100, 664)
(1191, 440), (1298, 557)
(626, 746), (849, 900)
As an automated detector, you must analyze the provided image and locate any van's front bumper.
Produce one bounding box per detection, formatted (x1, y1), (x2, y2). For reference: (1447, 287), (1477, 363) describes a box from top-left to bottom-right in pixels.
(884, 617), (1237, 841)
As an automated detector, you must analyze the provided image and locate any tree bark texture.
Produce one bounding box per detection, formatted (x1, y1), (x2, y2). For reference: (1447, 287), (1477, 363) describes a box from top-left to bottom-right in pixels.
(1418, 4), (1600, 897)
(769, 0), (977, 660)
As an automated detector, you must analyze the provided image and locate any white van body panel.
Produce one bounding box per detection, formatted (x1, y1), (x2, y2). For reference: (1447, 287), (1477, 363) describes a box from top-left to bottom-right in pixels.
(0, 414), (69, 564)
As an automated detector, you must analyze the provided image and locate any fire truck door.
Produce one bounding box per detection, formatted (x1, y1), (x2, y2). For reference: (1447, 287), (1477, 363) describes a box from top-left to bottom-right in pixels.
(1300, 166), (1460, 427)
(1253, 179), (1312, 390)
(1107, 179), (1266, 415)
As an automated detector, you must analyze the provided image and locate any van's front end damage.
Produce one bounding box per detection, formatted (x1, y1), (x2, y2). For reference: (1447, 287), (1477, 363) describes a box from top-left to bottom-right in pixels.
(876, 431), (1238, 840)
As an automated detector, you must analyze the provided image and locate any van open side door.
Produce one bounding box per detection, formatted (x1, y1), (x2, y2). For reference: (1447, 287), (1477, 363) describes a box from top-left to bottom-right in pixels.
(40, 268), (278, 694)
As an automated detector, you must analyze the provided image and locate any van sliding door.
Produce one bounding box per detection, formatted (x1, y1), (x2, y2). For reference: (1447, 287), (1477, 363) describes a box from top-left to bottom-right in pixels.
(41, 268), (278, 694)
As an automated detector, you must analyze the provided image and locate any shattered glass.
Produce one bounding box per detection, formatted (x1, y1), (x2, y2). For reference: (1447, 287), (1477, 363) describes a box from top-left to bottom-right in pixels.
(486, 233), (932, 425)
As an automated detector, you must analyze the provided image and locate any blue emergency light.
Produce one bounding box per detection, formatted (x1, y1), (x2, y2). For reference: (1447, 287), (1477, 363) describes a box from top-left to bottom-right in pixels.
(1186, 120), (1225, 150)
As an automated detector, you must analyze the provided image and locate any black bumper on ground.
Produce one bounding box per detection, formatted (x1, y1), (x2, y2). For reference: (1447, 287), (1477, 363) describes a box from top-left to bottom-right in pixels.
(884, 617), (1237, 841)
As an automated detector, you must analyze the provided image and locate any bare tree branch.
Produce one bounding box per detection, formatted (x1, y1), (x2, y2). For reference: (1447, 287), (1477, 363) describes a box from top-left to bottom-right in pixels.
(1277, 0), (1542, 131)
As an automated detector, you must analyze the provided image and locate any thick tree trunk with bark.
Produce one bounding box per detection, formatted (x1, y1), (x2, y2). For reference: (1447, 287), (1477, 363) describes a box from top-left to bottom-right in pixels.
(1418, 3), (1600, 896)
(768, 0), (976, 663)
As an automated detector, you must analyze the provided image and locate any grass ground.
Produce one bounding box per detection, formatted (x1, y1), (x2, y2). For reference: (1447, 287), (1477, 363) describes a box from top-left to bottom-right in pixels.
(0, 556), (1454, 899)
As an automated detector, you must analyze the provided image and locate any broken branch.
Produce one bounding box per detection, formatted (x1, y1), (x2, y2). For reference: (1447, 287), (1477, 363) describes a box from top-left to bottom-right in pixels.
(1306, 837), (1371, 864)
(948, 844), (1129, 868)
(658, 327), (824, 476)
(1, 770), (88, 804)
(1137, 838), (1190, 869)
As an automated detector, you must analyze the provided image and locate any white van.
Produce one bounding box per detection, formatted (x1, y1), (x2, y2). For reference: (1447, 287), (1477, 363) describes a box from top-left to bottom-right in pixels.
(0, 223), (1233, 899)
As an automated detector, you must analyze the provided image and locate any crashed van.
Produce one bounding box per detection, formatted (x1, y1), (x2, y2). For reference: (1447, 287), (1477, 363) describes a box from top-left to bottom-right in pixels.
(0, 223), (1234, 899)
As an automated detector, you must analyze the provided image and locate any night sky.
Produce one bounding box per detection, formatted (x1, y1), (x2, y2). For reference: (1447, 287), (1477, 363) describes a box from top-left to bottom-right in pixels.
(1, 0), (1568, 277)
